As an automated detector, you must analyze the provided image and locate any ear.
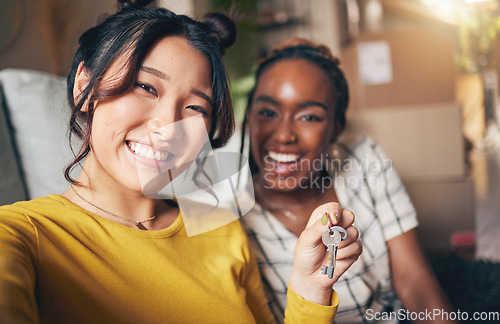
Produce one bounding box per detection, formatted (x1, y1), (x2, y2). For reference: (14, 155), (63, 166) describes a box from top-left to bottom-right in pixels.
(330, 122), (343, 144)
(73, 62), (91, 112)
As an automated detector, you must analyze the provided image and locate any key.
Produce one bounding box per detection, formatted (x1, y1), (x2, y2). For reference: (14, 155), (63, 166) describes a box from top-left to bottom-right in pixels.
(321, 228), (341, 279)
(321, 226), (348, 279)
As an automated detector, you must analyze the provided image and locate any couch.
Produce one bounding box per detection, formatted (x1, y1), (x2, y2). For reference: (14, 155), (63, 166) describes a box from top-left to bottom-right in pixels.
(0, 69), (78, 205)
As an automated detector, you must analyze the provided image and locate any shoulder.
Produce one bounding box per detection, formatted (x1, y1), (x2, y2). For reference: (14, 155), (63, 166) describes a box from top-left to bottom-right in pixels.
(0, 196), (66, 259)
(336, 135), (382, 160)
(0, 195), (76, 231)
(1, 195), (72, 217)
(333, 135), (390, 174)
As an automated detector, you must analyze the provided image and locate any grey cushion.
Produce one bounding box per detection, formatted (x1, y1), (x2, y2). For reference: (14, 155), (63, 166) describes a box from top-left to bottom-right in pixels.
(0, 69), (78, 200)
(0, 83), (27, 205)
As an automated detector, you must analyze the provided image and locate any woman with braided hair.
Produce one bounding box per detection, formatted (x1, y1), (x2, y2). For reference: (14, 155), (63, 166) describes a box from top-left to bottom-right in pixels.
(241, 38), (455, 323)
(0, 3), (362, 323)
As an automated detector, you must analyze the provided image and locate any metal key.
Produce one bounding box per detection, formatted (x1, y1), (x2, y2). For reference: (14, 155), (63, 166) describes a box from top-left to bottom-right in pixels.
(321, 226), (348, 279)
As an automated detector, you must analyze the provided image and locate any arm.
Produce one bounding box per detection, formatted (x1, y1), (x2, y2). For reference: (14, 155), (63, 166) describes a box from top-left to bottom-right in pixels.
(389, 229), (457, 324)
(288, 203), (362, 323)
(244, 202), (361, 323)
(243, 245), (341, 324)
(242, 218), (342, 324)
(363, 138), (455, 321)
(0, 210), (39, 324)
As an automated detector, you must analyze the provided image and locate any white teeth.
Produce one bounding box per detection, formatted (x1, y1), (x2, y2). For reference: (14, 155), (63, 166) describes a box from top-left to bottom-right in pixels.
(127, 142), (169, 162)
(268, 151), (300, 163)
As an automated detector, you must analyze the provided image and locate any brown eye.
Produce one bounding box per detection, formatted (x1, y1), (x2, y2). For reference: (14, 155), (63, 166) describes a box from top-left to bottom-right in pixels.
(299, 114), (322, 122)
(134, 83), (158, 97)
(186, 105), (209, 116)
(257, 108), (277, 118)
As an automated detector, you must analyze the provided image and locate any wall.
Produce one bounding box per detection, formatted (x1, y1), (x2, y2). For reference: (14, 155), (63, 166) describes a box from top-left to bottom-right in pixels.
(0, 0), (116, 75)
(257, 0), (342, 58)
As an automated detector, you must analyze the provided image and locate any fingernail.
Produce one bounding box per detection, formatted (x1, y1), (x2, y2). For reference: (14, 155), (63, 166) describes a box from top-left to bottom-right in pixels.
(327, 253), (331, 260)
(321, 212), (329, 225)
(333, 213), (339, 223)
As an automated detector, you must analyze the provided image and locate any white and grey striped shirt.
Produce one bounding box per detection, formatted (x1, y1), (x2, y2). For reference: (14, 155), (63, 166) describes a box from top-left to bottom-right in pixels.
(241, 136), (418, 323)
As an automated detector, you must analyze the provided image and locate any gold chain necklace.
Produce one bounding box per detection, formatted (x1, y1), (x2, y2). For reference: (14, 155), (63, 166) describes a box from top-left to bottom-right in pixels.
(255, 181), (323, 222)
(70, 185), (156, 229)
(256, 191), (299, 221)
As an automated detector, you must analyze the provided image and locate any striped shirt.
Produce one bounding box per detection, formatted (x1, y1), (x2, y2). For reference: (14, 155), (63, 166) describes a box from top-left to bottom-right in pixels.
(241, 136), (418, 323)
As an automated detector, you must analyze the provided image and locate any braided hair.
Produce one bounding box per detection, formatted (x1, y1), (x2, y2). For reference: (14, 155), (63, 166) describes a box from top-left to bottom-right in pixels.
(240, 37), (349, 175)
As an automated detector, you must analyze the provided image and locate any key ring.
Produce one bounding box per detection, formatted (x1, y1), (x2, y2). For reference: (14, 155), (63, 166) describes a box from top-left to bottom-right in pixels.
(331, 226), (347, 241)
(325, 213), (347, 241)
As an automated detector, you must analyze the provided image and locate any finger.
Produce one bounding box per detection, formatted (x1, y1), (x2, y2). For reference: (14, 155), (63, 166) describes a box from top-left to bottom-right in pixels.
(336, 208), (355, 229)
(305, 202), (343, 229)
(336, 238), (363, 261)
(318, 238), (362, 282)
(337, 226), (359, 249)
(298, 216), (333, 251)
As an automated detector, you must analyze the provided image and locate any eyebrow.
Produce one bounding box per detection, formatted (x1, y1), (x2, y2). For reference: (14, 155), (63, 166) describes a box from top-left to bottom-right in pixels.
(255, 95), (328, 111)
(191, 89), (213, 106)
(298, 100), (328, 111)
(254, 95), (280, 105)
(141, 66), (213, 106)
(140, 66), (169, 80)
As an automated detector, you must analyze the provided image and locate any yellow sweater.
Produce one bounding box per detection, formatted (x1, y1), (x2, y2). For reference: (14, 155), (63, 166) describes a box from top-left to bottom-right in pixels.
(0, 195), (338, 323)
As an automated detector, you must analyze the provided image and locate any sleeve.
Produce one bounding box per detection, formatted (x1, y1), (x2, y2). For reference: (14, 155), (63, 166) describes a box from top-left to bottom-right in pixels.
(0, 208), (40, 324)
(241, 228), (338, 323)
(364, 138), (419, 241)
(284, 286), (338, 324)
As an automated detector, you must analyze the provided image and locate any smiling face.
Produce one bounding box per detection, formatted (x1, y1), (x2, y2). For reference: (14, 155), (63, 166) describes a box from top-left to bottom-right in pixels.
(80, 36), (213, 194)
(248, 58), (337, 192)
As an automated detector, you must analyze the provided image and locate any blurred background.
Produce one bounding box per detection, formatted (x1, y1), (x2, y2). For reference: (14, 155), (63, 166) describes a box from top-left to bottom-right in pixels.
(1, 0), (499, 309)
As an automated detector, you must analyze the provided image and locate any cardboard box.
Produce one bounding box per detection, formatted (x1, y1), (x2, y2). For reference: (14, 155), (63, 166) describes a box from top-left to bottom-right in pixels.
(341, 103), (475, 252)
(344, 103), (466, 181)
(340, 28), (456, 111)
(405, 177), (475, 252)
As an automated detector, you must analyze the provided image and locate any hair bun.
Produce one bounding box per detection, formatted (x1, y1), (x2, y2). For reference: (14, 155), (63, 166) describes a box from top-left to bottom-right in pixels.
(268, 37), (340, 65)
(202, 13), (237, 54)
(118, 0), (154, 9)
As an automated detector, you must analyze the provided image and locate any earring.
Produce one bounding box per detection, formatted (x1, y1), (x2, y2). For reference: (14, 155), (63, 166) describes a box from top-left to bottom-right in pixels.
(330, 143), (339, 158)
(325, 142), (342, 174)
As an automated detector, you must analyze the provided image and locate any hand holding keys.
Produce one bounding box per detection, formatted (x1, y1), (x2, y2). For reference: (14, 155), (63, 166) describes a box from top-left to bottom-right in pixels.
(289, 202), (361, 306)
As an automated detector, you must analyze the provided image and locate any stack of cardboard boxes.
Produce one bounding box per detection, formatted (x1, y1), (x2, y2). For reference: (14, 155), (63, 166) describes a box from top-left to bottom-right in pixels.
(340, 28), (475, 253)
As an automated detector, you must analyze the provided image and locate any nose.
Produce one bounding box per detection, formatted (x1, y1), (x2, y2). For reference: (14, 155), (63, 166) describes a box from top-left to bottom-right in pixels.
(274, 117), (297, 144)
(147, 105), (183, 141)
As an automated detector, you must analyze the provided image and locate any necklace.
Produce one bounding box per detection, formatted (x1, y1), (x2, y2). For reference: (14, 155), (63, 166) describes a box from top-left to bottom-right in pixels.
(256, 190), (298, 221)
(255, 182), (322, 222)
(70, 185), (156, 229)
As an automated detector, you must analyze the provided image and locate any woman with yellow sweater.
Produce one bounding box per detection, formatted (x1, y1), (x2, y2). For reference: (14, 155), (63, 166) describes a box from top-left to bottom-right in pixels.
(0, 1), (361, 323)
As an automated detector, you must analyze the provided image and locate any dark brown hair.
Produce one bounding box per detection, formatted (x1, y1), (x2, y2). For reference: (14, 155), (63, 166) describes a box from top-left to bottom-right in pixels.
(64, 2), (237, 184)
